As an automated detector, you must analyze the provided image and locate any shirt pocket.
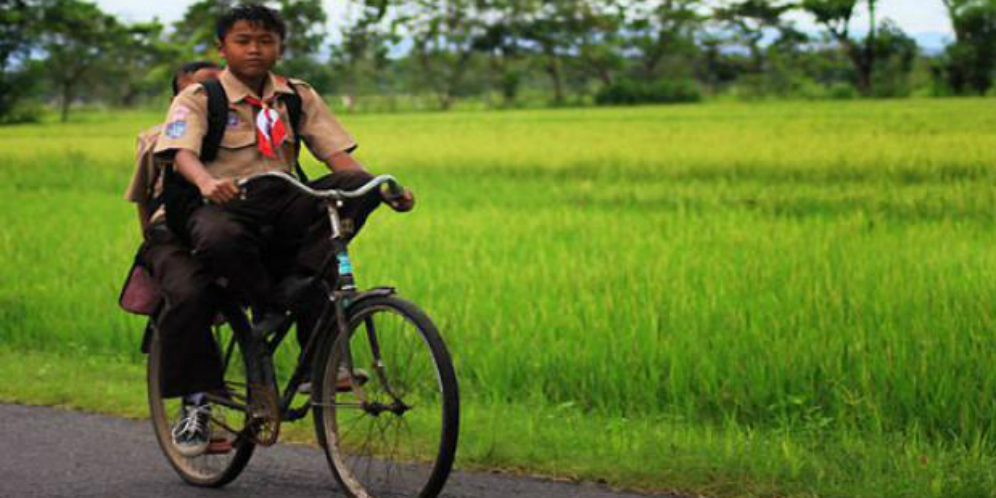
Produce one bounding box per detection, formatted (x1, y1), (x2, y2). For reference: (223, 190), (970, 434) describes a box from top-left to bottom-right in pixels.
(220, 128), (256, 150)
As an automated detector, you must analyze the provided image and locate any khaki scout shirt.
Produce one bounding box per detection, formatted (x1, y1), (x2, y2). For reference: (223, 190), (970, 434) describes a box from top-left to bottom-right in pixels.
(124, 125), (166, 224)
(153, 68), (356, 181)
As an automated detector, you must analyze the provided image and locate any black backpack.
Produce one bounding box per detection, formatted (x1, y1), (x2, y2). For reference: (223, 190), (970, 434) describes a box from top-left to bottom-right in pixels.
(159, 78), (309, 240)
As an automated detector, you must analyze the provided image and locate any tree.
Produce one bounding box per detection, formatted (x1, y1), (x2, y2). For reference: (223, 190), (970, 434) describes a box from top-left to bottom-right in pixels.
(516, 0), (626, 105)
(272, 0), (333, 90)
(330, 0), (399, 105)
(517, 0), (574, 104)
(468, 0), (531, 106)
(100, 21), (184, 106)
(800, 0), (881, 95)
(714, 0), (796, 73)
(171, 0), (235, 58)
(37, 0), (124, 122)
(624, 0), (703, 81)
(868, 20), (917, 96)
(0, 0), (40, 122)
(571, 0), (627, 88)
(941, 0), (996, 94)
(402, 0), (486, 109)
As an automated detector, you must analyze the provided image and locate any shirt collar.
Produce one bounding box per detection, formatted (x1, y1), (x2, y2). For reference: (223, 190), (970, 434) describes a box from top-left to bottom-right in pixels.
(218, 68), (293, 103)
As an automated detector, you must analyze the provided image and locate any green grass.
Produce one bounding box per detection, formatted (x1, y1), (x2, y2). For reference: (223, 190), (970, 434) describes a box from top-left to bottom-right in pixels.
(3, 98), (996, 496)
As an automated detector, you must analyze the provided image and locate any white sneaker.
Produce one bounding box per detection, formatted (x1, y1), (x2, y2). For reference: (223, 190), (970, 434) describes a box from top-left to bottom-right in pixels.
(171, 402), (212, 457)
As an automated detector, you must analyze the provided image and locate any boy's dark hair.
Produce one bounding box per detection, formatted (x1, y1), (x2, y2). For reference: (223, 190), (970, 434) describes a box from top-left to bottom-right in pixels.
(216, 4), (286, 42)
(171, 61), (222, 96)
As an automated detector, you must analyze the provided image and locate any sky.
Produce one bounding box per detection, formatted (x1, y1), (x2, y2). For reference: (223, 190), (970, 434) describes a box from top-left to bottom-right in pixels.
(92, 0), (956, 50)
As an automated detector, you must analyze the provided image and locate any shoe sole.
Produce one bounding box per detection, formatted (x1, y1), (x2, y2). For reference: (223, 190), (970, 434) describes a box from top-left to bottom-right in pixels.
(173, 440), (210, 458)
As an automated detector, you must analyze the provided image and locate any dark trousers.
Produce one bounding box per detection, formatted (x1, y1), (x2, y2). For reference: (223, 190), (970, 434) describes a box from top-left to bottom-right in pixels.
(145, 170), (380, 393)
(187, 170), (380, 310)
(142, 225), (224, 398)
(147, 171), (381, 398)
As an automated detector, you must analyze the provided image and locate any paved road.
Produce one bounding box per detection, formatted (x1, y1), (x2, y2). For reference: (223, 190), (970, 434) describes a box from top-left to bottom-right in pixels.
(0, 404), (675, 498)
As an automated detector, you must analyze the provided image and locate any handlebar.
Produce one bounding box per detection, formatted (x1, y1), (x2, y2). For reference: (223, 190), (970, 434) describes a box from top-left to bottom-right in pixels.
(237, 171), (402, 202)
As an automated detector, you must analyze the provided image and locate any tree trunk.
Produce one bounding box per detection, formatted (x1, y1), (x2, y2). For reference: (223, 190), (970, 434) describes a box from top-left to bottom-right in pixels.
(747, 33), (764, 73)
(60, 80), (72, 123)
(543, 44), (565, 105)
(595, 62), (613, 87)
(439, 49), (473, 111)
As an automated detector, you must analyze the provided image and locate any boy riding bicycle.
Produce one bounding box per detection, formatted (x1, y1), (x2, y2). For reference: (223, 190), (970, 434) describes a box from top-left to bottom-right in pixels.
(152, 4), (413, 457)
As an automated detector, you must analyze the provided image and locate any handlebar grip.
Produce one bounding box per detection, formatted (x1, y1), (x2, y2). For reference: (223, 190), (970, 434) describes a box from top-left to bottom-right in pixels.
(380, 179), (405, 201)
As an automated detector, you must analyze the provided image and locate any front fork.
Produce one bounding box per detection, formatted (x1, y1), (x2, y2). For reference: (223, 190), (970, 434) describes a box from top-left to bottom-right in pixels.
(305, 202), (405, 410)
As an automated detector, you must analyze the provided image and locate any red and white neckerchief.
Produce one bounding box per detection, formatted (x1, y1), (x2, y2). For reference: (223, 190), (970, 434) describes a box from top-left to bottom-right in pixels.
(244, 96), (287, 159)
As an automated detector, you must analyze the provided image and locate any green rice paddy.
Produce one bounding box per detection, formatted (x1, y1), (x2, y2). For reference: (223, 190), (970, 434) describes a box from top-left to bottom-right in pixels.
(2, 98), (996, 497)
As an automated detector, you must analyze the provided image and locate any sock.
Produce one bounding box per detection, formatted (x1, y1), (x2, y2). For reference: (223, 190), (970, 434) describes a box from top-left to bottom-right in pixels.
(185, 392), (207, 405)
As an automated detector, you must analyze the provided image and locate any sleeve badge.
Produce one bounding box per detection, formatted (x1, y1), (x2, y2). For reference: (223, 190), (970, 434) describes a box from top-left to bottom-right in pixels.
(165, 121), (187, 139)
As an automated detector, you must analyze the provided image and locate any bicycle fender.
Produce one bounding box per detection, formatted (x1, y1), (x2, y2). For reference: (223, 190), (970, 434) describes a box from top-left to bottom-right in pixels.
(344, 286), (396, 311)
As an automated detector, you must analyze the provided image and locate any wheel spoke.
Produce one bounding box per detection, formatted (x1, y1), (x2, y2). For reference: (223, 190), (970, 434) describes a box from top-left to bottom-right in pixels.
(315, 297), (458, 498)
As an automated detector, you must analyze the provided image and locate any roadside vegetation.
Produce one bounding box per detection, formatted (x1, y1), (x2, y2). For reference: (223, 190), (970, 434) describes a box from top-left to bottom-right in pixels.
(3, 99), (996, 497)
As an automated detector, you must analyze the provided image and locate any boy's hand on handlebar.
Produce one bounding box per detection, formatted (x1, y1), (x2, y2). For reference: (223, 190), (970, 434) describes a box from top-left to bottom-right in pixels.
(198, 177), (240, 204)
(384, 188), (415, 212)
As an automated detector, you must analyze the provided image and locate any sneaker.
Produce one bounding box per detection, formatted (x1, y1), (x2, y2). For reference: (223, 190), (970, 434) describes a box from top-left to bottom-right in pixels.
(171, 402), (212, 457)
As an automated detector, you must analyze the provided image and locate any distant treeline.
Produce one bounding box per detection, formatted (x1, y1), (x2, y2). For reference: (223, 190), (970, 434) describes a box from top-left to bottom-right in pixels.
(2, 0), (995, 122)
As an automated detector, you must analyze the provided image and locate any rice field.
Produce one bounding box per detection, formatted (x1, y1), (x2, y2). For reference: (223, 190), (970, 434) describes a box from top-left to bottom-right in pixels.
(3, 98), (996, 496)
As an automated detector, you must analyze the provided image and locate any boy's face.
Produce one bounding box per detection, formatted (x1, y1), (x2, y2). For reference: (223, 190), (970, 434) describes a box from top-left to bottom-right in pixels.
(218, 20), (282, 82)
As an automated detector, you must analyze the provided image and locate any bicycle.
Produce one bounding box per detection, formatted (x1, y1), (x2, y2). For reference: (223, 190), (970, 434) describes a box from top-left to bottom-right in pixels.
(145, 172), (460, 498)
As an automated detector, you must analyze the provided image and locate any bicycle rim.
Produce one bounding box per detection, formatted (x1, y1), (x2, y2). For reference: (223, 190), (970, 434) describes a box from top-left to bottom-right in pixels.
(147, 321), (256, 487)
(314, 296), (459, 498)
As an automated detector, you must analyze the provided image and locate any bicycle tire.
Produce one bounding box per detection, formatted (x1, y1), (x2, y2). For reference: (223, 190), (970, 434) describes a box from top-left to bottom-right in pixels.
(312, 295), (460, 498)
(147, 320), (256, 487)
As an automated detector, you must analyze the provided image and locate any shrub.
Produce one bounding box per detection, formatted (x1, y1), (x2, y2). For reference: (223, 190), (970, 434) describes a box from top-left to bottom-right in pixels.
(595, 79), (702, 106)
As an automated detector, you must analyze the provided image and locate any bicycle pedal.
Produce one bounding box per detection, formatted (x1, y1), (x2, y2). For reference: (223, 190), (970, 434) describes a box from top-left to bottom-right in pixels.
(206, 438), (233, 454)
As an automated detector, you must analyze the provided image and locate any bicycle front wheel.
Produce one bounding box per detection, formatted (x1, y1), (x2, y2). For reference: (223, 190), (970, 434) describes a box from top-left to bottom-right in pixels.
(147, 320), (256, 487)
(313, 295), (459, 498)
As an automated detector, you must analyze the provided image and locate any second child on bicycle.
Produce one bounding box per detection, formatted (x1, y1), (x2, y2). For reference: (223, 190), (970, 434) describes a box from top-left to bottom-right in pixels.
(152, 4), (413, 457)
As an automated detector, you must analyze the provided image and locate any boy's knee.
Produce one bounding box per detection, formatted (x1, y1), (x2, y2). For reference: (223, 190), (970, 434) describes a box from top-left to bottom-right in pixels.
(189, 211), (249, 258)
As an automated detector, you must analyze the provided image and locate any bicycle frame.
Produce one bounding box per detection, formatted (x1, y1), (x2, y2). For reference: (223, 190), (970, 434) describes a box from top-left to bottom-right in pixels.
(203, 188), (397, 441)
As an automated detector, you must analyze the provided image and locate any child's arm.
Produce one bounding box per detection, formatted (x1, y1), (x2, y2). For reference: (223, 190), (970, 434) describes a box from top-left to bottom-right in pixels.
(324, 151), (415, 212)
(126, 128), (160, 237)
(290, 81), (415, 212)
(154, 85), (239, 204)
(174, 149), (240, 204)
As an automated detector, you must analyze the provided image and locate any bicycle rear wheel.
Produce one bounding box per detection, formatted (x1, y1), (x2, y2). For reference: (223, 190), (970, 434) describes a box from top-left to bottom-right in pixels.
(147, 320), (256, 487)
(313, 295), (459, 498)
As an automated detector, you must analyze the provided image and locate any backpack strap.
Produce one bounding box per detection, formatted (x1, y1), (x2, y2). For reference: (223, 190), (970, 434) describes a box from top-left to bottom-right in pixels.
(159, 80), (225, 241)
(279, 82), (309, 182)
(191, 78), (307, 180)
(200, 79), (229, 163)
